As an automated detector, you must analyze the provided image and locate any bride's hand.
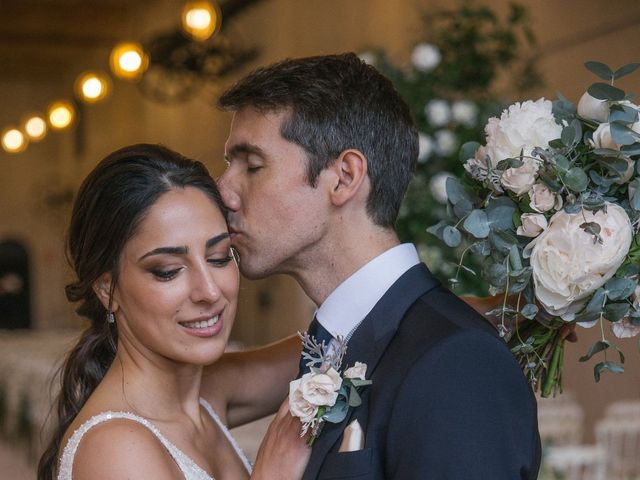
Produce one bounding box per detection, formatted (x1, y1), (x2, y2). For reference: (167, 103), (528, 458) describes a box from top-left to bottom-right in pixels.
(251, 396), (311, 480)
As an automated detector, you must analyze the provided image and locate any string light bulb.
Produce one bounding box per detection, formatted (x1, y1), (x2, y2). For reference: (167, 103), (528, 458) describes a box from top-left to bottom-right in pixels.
(181, 1), (221, 41)
(1, 127), (28, 154)
(109, 42), (149, 80)
(75, 71), (111, 103)
(22, 113), (47, 142)
(47, 100), (76, 131)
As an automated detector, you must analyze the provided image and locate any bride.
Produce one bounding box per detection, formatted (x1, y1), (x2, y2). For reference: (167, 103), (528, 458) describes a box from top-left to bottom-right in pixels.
(37, 144), (310, 479)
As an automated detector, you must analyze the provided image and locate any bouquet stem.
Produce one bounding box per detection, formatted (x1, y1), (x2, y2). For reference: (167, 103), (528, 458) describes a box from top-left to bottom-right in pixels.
(508, 319), (566, 398)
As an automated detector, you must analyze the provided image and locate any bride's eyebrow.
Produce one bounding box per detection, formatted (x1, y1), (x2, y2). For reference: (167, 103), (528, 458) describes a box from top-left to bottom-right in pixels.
(138, 233), (230, 261)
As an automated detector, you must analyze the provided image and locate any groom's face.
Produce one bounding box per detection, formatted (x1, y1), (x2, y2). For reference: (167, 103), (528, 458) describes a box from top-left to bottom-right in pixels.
(219, 107), (329, 279)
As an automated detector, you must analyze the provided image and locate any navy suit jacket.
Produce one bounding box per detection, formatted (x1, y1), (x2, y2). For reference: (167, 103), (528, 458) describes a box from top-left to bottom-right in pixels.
(302, 263), (541, 479)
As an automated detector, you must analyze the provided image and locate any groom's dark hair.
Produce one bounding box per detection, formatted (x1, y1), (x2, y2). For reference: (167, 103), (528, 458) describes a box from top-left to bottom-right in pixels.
(218, 52), (418, 228)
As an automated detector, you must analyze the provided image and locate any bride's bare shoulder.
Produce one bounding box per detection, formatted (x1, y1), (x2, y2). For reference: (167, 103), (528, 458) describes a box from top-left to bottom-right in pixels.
(66, 417), (182, 480)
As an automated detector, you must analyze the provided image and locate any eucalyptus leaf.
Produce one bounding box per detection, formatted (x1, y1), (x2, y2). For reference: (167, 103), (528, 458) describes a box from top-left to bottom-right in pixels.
(586, 288), (606, 313)
(486, 197), (517, 230)
(587, 82), (625, 101)
(443, 226), (462, 247)
(487, 262), (508, 288)
(579, 340), (610, 362)
(631, 187), (640, 211)
(348, 386), (362, 407)
(426, 220), (448, 240)
(497, 158), (523, 170)
(520, 303), (539, 320)
(605, 277), (637, 301)
(508, 244), (522, 271)
(488, 229), (518, 253)
(620, 144), (640, 156)
(561, 125), (576, 147)
(445, 177), (472, 206)
(554, 154), (570, 172)
(593, 361), (624, 382)
(470, 240), (492, 256)
(604, 302), (630, 322)
(453, 198), (474, 219)
(589, 170), (617, 188)
(609, 104), (639, 124)
(573, 310), (602, 323)
(459, 141), (481, 163)
(323, 400), (348, 423)
(562, 167), (589, 192)
(463, 209), (491, 238)
(613, 62), (640, 80)
(610, 122), (640, 146)
(585, 61), (613, 81)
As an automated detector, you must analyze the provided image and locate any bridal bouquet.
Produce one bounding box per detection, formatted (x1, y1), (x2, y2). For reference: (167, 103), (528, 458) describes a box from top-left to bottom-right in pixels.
(429, 62), (640, 397)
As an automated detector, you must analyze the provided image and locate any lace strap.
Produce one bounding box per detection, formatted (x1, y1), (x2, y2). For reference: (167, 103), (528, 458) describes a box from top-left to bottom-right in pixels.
(57, 411), (213, 480)
(199, 398), (253, 473)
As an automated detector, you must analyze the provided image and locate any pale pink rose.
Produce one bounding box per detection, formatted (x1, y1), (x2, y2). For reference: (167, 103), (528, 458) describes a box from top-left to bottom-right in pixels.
(577, 92), (609, 122)
(500, 157), (540, 195)
(529, 183), (561, 213)
(289, 377), (319, 423)
(590, 123), (618, 150)
(525, 203), (633, 319)
(301, 368), (342, 406)
(517, 213), (548, 238)
(343, 362), (368, 380)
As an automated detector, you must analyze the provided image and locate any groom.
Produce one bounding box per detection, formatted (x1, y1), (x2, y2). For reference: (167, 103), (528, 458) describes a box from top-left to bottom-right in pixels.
(217, 53), (541, 479)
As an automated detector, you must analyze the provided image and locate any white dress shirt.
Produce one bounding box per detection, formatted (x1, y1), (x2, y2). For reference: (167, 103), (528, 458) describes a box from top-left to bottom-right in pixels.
(316, 243), (420, 341)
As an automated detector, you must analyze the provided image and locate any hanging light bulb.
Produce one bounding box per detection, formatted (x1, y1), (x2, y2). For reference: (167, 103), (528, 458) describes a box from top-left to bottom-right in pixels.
(109, 42), (149, 80)
(75, 71), (111, 103)
(22, 113), (47, 142)
(1, 127), (28, 153)
(181, 1), (221, 41)
(47, 100), (76, 131)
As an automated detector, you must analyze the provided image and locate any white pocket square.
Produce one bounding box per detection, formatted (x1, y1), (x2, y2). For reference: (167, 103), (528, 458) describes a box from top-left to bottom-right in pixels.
(339, 419), (364, 452)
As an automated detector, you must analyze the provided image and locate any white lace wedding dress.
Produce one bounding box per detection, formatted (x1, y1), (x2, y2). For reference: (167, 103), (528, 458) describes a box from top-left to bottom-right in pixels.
(57, 398), (252, 479)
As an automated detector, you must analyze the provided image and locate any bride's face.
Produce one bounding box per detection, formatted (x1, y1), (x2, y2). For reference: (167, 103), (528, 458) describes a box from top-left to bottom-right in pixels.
(110, 186), (239, 367)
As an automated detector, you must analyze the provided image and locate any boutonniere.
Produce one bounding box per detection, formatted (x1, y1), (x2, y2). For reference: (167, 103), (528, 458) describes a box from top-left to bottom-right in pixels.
(289, 332), (372, 446)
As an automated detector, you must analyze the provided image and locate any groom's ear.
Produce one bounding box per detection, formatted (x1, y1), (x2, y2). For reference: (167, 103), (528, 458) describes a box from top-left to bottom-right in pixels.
(327, 149), (369, 207)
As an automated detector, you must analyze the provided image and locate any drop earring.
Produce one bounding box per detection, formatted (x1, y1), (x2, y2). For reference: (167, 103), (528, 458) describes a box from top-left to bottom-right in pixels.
(107, 311), (115, 323)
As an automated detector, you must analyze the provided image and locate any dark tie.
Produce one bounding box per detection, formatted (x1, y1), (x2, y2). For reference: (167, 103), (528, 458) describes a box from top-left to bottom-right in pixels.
(298, 317), (333, 375)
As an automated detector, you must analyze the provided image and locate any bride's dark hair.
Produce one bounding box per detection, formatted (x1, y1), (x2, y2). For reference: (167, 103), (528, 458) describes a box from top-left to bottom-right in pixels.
(37, 144), (225, 480)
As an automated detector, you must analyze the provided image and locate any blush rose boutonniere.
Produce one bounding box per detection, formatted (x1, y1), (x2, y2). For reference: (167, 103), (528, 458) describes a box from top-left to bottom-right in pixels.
(429, 61), (640, 397)
(290, 334), (372, 445)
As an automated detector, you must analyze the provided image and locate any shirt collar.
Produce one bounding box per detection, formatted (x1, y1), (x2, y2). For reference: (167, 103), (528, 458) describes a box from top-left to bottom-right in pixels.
(316, 243), (420, 338)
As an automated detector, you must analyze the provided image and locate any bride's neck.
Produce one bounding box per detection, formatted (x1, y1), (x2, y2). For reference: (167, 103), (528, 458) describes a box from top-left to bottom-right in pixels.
(104, 344), (204, 421)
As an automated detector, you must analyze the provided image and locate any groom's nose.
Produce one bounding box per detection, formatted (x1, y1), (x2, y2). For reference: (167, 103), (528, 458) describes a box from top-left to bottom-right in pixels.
(218, 170), (241, 212)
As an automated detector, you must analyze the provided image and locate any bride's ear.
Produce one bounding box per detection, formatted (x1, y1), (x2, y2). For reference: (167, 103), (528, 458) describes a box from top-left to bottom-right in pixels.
(328, 149), (368, 207)
(92, 272), (118, 311)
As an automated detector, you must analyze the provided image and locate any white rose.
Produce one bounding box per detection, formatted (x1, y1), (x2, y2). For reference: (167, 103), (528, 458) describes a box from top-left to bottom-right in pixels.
(418, 133), (435, 163)
(301, 367), (342, 407)
(612, 287), (640, 338)
(452, 100), (478, 127)
(517, 213), (548, 237)
(526, 203), (633, 319)
(411, 43), (441, 72)
(590, 123), (618, 150)
(429, 171), (455, 204)
(482, 99), (562, 169)
(500, 157), (540, 195)
(289, 378), (319, 422)
(435, 129), (457, 156)
(343, 362), (368, 380)
(577, 92), (609, 122)
(425, 99), (451, 127)
(529, 182), (561, 213)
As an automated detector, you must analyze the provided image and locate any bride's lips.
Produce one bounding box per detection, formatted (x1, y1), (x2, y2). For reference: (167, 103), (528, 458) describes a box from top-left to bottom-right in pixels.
(179, 311), (224, 338)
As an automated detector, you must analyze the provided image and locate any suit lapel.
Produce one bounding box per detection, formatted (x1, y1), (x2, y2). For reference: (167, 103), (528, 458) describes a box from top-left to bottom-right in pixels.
(302, 264), (439, 480)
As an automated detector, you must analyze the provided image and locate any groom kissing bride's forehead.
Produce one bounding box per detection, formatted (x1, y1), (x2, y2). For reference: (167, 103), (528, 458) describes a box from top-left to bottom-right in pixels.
(218, 53), (541, 479)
